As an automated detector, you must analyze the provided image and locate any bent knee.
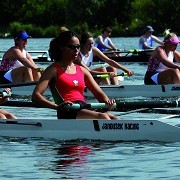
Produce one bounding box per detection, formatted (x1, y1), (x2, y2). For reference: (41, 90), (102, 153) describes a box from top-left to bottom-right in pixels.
(97, 67), (107, 72)
(0, 113), (7, 119)
(174, 68), (180, 74)
(169, 68), (180, 76)
(19, 66), (32, 73)
(98, 112), (110, 119)
(107, 66), (117, 72)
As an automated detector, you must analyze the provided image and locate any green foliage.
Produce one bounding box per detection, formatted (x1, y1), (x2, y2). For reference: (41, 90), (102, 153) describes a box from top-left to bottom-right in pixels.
(0, 0), (179, 37)
(43, 26), (59, 37)
(130, 0), (180, 35)
(72, 23), (89, 35)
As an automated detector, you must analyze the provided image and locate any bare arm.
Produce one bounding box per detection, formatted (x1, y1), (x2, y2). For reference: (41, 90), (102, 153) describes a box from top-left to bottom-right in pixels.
(11, 48), (38, 69)
(32, 65), (58, 109)
(96, 36), (112, 50)
(107, 38), (116, 49)
(155, 47), (180, 69)
(82, 67), (112, 103)
(174, 50), (180, 63)
(152, 35), (164, 45)
(93, 47), (134, 75)
(26, 51), (38, 66)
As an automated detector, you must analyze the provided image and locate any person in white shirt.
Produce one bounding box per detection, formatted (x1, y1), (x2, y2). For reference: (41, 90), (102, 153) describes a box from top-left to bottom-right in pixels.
(0, 30), (43, 84)
(75, 32), (134, 85)
(144, 29), (180, 85)
(139, 25), (164, 50)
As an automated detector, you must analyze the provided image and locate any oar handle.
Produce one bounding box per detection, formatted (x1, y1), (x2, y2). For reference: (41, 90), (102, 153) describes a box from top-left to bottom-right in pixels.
(103, 49), (154, 54)
(63, 100), (179, 110)
(93, 73), (128, 79)
(63, 103), (115, 110)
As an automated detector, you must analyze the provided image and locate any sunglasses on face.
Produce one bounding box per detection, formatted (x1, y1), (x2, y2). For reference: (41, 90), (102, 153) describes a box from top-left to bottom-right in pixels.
(66, 44), (81, 50)
(87, 42), (94, 45)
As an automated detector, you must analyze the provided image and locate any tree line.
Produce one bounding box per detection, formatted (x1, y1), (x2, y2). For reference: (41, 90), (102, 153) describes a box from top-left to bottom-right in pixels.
(0, 0), (179, 38)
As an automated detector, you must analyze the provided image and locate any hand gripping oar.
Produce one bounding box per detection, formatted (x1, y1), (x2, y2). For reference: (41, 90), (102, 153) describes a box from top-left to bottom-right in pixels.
(61, 99), (180, 110)
(92, 72), (128, 78)
(2, 99), (180, 110)
(92, 73), (128, 81)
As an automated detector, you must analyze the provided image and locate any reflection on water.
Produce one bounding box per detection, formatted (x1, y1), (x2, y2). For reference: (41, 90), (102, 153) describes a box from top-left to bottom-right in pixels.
(1, 137), (180, 179)
(52, 144), (92, 174)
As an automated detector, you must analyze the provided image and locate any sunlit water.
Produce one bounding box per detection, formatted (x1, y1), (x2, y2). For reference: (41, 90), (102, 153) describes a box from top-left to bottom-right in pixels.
(0, 37), (180, 179)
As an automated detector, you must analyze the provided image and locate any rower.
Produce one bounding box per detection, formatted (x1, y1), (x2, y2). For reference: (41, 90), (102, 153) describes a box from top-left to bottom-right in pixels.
(0, 30), (44, 84)
(75, 32), (134, 85)
(32, 31), (118, 120)
(144, 29), (180, 85)
(94, 27), (121, 57)
(139, 25), (164, 50)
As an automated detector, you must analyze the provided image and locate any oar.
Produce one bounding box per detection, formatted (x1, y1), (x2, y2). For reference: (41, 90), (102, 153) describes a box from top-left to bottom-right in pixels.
(103, 49), (154, 55)
(0, 81), (38, 88)
(92, 73), (128, 81)
(2, 99), (180, 110)
(60, 100), (179, 110)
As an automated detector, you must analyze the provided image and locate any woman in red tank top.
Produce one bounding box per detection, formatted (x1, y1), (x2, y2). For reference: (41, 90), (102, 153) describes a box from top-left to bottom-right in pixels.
(32, 31), (118, 120)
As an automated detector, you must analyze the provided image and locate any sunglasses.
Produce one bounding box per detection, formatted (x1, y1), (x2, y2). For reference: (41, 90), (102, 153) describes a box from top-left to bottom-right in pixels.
(87, 42), (94, 45)
(66, 44), (81, 50)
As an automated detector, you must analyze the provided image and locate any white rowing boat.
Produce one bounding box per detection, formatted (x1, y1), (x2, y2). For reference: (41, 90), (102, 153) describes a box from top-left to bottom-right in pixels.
(7, 84), (180, 98)
(0, 118), (179, 142)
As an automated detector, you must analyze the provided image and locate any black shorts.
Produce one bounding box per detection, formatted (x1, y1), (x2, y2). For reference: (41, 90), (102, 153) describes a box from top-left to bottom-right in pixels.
(144, 71), (157, 85)
(0, 71), (11, 84)
(57, 100), (87, 119)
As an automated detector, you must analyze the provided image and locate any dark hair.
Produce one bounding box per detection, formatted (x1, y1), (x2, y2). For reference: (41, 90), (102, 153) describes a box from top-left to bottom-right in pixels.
(80, 32), (93, 45)
(48, 31), (79, 62)
(14, 30), (26, 45)
(102, 27), (112, 33)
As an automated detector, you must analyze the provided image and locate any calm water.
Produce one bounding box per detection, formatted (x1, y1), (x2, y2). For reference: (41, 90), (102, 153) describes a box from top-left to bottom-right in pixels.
(0, 37), (180, 179)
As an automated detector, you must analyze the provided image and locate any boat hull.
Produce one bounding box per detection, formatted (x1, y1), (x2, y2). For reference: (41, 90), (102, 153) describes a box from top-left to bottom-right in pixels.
(10, 84), (180, 98)
(0, 119), (180, 142)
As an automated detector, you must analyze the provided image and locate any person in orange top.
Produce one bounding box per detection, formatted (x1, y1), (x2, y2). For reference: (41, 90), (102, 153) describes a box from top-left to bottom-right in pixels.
(32, 31), (118, 120)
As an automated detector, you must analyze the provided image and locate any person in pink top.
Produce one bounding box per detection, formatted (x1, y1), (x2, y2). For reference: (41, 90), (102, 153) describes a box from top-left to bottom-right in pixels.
(144, 29), (180, 85)
(0, 30), (43, 84)
(32, 31), (118, 120)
